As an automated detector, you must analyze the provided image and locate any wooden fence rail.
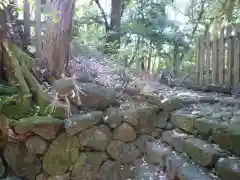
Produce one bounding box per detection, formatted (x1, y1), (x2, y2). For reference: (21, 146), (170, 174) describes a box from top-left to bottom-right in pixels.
(195, 23), (240, 88)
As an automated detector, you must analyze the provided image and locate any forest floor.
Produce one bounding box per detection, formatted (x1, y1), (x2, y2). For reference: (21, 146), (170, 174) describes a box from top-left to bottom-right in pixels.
(69, 53), (234, 102)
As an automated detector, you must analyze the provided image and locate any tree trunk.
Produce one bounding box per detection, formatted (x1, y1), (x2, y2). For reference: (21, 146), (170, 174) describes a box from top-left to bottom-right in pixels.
(172, 44), (179, 76)
(104, 0), (121, 54)
(40, 0), (75, 79)
(147, 44), (152, 72)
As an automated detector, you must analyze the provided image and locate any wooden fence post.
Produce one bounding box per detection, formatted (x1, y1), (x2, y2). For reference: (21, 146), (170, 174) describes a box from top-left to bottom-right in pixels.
(199, 35), (205, 85)
(35, 0), (42, 60)
(218, 26), (225, 85)
(23, 0), (30, 47)
(212, 37), (219, 85)
(205, 33), (211, 84)
(233, 23), (240, 86)
(195, 36), (201, 85)
(226, 24), (234, 87)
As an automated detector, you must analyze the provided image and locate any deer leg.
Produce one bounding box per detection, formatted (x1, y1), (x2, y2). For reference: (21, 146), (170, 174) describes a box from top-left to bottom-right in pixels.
(45, 94), (58, 115)
(74, 84), (86, 96)
(64, 96), (72, 117)
(70, 89), (76, 98)
(76, 90), (82, 105)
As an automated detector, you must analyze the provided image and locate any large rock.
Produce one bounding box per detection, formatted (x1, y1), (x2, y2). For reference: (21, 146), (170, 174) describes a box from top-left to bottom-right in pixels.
(25, 136), (47, 155)
(64, 111), (103, 135)
(112, 122), (136, 142)
(170, 110), (197, 133)
(146, 94), (164, 106)
(195, 118), (220, 137)
(71, 152), (108, 180)
(216, 158), (240, 180)
(184, 137), (226, 167)
(212, 121), (240, 155)
(134, 164), (168, 180)
(134, 134), (155, 152)
(1, 103), (33, 120)
(121, 103), (158, 134)
(145, 141), (172, 168)
(155, 111), (169, 128)
(14, 116), (62, 140)
(1, 177), (23, 180)
(99, 160), (134, 180)
(162, 130), (188, 153)
(166, 154), (188, 180)
(43, 133), (80, 175)
(3, 142), (41, 180)
(47, 173), (70, 180)
(77, 83), (119, 108)
(104, 107), (123, 128)
(178, 161), (214, 180)
(123, 87), (141, 97)
(107, 140), (141, 163)
(78, 125), (112, 151)
(162, 97), (184, 112)
(35, 173), (48, 180)
(0, 156), (5, 178)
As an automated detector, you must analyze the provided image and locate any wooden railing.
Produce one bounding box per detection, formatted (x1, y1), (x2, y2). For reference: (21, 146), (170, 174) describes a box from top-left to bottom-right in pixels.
(22, 0), (51, 58)
(195, 23), (240, 88)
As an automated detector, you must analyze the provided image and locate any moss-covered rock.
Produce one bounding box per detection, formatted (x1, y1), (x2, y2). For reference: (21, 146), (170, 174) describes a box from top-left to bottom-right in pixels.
(1, 95), (34, 120)
(212, 121), (240, 155)
(216, 158), (240, 180)
(64, 111), (103, 135)
(3, 142), (41, 180)
(43, 133), (80, 175)
(184, 137), (226, 167)
(170, 110), (197, 133)
(99, 160), (134, 180)
(13, 116), (62, 140)
(107, 140), (141, 163)
(2, 103), (33, 120)
(0, 156), (6, 178)
(121, 102), (158, 134)
(194, 118), (220, 137)
(78, 125), (112, 151)
(71, 152), (108, 180)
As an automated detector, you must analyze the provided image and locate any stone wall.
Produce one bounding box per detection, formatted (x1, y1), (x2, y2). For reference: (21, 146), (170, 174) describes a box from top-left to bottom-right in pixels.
(148, 99), (240, 180)
(1, 88), (240, 180)
(0, 96), (163, 180)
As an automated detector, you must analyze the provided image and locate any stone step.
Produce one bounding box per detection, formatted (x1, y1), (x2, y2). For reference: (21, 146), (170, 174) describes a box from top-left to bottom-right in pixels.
(144, 140), (217, 180)
(162, 130), (229, 167)
(161, 130), (240, 180)
(215, 157), (240, 180)
(168, 106), (240, 157)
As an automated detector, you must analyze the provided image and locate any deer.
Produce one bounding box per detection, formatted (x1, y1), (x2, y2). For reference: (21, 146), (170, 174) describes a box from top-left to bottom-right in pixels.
(47, 73), (87, 117)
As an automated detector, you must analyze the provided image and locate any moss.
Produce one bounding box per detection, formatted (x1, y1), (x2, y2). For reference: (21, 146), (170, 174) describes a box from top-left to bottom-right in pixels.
(1, 95), (34, 120)
(2, 103), (34, 120)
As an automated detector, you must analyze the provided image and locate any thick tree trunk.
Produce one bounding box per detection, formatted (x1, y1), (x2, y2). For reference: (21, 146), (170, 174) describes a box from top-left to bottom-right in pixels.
(104, 0), (121, 54)
(40, 0), (75, 79)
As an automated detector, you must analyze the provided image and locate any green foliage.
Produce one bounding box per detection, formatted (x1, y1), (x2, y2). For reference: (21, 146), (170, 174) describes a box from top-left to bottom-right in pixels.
(0, 0), (10, 10)
(73, 0), (240, 77)
(74, 1), (190, 71)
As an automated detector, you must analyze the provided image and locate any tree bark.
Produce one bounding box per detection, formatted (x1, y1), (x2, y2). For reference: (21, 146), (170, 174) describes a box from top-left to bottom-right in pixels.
(40, 0), (75, 79)
(104, 0), (121, 54)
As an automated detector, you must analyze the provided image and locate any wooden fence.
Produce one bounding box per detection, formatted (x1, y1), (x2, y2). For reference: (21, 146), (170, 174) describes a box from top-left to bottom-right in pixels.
(21, 0), (52, 59)
(195, 23), (240, 88)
